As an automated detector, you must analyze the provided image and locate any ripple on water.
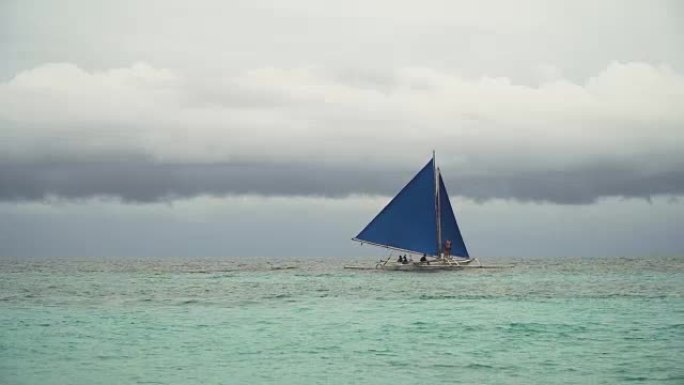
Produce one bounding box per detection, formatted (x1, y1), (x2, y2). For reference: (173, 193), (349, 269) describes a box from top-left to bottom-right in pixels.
(0, 255), (681, 385)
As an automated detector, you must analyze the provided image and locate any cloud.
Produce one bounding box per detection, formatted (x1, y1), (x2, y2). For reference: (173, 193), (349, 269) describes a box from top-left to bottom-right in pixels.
(1, 161), (683, 205)
(1, 61), (683, 203)
(0, 162), (402, 202)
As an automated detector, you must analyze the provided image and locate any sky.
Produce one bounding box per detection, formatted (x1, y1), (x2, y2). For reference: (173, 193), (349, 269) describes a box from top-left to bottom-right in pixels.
(1, 0), (683, 258)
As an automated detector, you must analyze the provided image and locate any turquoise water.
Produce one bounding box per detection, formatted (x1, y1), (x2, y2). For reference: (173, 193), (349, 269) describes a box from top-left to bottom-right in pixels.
(1, 256), (682, 384)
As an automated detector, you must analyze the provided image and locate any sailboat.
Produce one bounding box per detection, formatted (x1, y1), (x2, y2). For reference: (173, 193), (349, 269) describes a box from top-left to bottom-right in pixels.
(350, 153), (478, 270)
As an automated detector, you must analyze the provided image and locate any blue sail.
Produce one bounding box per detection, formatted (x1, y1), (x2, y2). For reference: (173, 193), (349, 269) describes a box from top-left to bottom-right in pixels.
(439, 173), (469, 258)
(355, 159), (439, 255)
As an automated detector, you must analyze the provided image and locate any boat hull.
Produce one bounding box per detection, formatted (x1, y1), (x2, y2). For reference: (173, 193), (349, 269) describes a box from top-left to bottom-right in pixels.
(374, 258), (477, 271)
(379, 263), (464, 271)
(343, 262), (506, 271)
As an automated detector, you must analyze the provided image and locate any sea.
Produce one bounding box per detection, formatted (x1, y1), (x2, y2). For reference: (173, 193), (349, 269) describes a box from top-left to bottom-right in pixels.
(1, 255), (682, 385)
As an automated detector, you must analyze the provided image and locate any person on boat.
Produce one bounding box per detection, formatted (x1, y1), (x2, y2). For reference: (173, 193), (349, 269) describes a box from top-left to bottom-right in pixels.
(397, 255), (403, 263)
(444, 239), (452, 257)
(401, 255), (408, 264)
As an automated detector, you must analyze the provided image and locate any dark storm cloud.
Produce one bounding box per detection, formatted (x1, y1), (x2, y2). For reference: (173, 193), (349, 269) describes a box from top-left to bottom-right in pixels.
(0, 162), (402, 202)
(2, 161), (683, 204)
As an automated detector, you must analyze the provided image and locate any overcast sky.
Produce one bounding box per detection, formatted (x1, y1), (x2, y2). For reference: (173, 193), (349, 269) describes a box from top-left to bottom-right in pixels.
(1, 0), (683, 258)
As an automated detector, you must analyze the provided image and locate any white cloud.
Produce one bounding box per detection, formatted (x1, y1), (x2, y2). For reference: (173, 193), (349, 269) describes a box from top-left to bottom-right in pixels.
(1, 61), (683, 175)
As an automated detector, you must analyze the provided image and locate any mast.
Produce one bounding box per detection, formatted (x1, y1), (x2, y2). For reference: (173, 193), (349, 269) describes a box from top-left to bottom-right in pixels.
(434, 151), (442, 257)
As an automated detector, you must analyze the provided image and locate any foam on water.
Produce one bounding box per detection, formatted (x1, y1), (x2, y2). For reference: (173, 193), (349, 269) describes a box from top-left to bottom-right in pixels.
(1, 256), (682, 384)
